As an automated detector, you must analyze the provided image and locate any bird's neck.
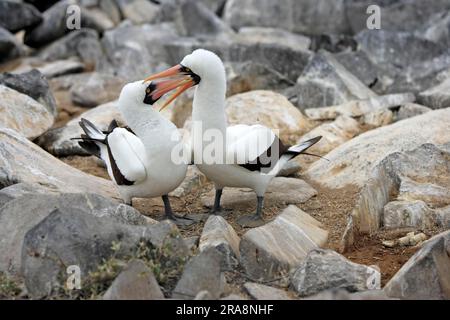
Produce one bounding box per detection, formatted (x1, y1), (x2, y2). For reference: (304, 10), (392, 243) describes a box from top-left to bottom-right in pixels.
(192, 77), (227, 135)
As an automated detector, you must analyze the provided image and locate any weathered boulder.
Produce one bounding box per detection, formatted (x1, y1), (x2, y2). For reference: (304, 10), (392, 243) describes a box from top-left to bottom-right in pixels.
(199, 215), (240, 271)
(0, 182), (48, 209)
(334, 50), (381, 89)
(236, 27), (310, 52)
(384, 230), (450, 300)
(172, 248), (225, 299)
(418, 77), (450, 109)
(0, 128), (118, 197)
(304, 288), (392, 300)
(395, 103), (431, 121)
(0, 26), (22, 62)
(33, 59), (85, 79)
(398, 177), (450, 207)
(116, 0), (160, 24)
(306, 108), (450, 189)
(290, 249), (381, 297)
(224, 90), (313, 141)
(244, 282), (293, 300)
(0, 85), (54, 140)
(295, 51), (376, 109)
(103, 260), (164, 300)
(0, 0), (42, 33)
(22, 210), (186, 298)
(0, 69), (57, 116)
(0, 192), (150, 276)
(240, 205), (328, 281)
(202, 178), (317, 209)
(383, 200), (435, 229)
(223, 0), (350, 35)
(298, 116), (361, 155)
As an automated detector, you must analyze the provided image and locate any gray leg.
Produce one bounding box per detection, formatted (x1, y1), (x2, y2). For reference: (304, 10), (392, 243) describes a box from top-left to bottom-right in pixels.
(237, 195), (266, 228)
(211, 188), (222, 213)
(162, 195), (194, 227)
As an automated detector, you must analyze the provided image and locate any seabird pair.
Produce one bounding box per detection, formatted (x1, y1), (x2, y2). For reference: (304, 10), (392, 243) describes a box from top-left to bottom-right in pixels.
(78, 49), (321, 227)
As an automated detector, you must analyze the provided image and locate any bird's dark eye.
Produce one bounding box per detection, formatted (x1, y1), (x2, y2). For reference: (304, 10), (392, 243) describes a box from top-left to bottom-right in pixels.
(185, 67), (192, 73)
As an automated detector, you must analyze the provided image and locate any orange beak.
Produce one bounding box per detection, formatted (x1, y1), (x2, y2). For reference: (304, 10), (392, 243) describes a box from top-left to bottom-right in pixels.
(143, 64), (197, 111)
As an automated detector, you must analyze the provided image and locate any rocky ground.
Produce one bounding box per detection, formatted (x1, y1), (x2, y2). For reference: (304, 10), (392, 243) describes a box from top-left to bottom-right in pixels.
(1, 0), (450, 300)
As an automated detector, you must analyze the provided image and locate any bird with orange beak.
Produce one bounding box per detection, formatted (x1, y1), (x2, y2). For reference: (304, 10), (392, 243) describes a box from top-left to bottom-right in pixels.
(144, 49), (321, 227)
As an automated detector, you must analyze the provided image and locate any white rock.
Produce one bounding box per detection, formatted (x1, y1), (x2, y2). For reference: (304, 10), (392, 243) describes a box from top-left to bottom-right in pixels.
(383, 200), (435, 229)
(240, 205), (328, 281)
(244, 282), (293, 300)
(236, 27), (310, 51)
(0, 85), (54, 139)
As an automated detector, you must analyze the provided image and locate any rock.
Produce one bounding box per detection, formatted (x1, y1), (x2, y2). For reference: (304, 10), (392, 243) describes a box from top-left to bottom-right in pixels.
(298, 115), (361, 155)
(240, 205), (328, 281)
(304, 288), (392, 300)
(184, 236), (199, 251)
(0, 0), (42, 33)
(309, 33), (357, 53)
(103, 260), (164, 300)
(418, 77), (450, 109)
(236, 27), (310, 52)
(334, 50), (380, 89)
(202, 178), (317, 209)
(164, 39), (313, 83)
(99, 0), (121, 25)
(383, 200), (435, 229)
(361, 109), (393, 129)
(199, 215), (240, 271)
(33, 59), (85, 78)
(225, 62), (294, 96)
(304, 93), (416, 121)
(276, 160), (301, 177)
(24, 0), (75, 47)
(98, 22), (178, 80)
(38, 29), (103, 68)
(169, 166), (207, 198)
(398, 177), (450, 207)
(221, 294), (247, 300)
(116, 0), (160, 24)
(244, 282), (293, 300)
(295, 51), (376, 110)
(0, 128), (118, 197)
(0, 69), (57, 116)
(395, 103), (431, 121)
(0, 182), (48, 209)
(223, 0), (350, 35)
(0, 85), (54, 140)
(356, 30), (446, 74)
(0, 192), (151, 275)
(0, 26), (22, 62)
(36, 100), (123, 156)
(306, 108), (450, 189)
(224, 90), (313, 141)
(22, 210), (186, 298)
(176, 0), (233, 37)
(173, 248), (225, 299)
(81, 7), (115, 32)
(384, 230), (450, 299)
(194, 290), (213, 300)
(418, 11), (450, 45)
(70, 72), (126, 108)
(435, 206), (450, 229)
(290, 249), (381, 297)
(382, 231), (427, 248)
(342, 143), (450, 246)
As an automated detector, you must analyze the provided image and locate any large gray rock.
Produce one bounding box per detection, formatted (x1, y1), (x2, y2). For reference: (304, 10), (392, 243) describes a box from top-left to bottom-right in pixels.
(0, 192), (150, 276)
(172, 248), (225, 299)
(236, 27), (310, 52)
(0, 85), (54, 140)
(103, 260), (164, 300)
(22, 209), (186, 298)
(334, 50), (381, 89)
(383, 200), (435, 229)
(0, 27), (22, 62)
(306, 108), (450, 189)
(36, 100), (123, 156)
(290, 249), (381, 297)
(240, 205), (328, 281)
(295, 51), (376, 110)
(0, 69), (57, 116)
(384, 230), (450, 299)
(418, 77), (450, 109)
(202, 178), (317, 209)
(244, 282), (293, 300)
(304, 288), (392, 300)
(38, 29), (104, 69)
(199, 215), (240, 271)
(33, 59), (85, 78)
(224, 0), (350, 35)
(98, 22), (178, 80)
(395, 103), (431, 121)
(175, 0), (233, 37)
(0, 0), (42, 33)
(116, 0), (160, 24)
(0, 128), (118, 197)
(0, 182), (48, 209)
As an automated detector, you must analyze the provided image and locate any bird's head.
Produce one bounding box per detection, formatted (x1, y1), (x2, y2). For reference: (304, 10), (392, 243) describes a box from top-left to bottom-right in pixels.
(118, 80), (156, 106)
(143, 49), (225, 111)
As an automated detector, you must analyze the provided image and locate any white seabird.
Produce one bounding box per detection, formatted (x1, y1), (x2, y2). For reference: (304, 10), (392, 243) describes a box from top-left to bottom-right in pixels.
(76, 80), (193, 226)
(143, 49), (322, 227)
